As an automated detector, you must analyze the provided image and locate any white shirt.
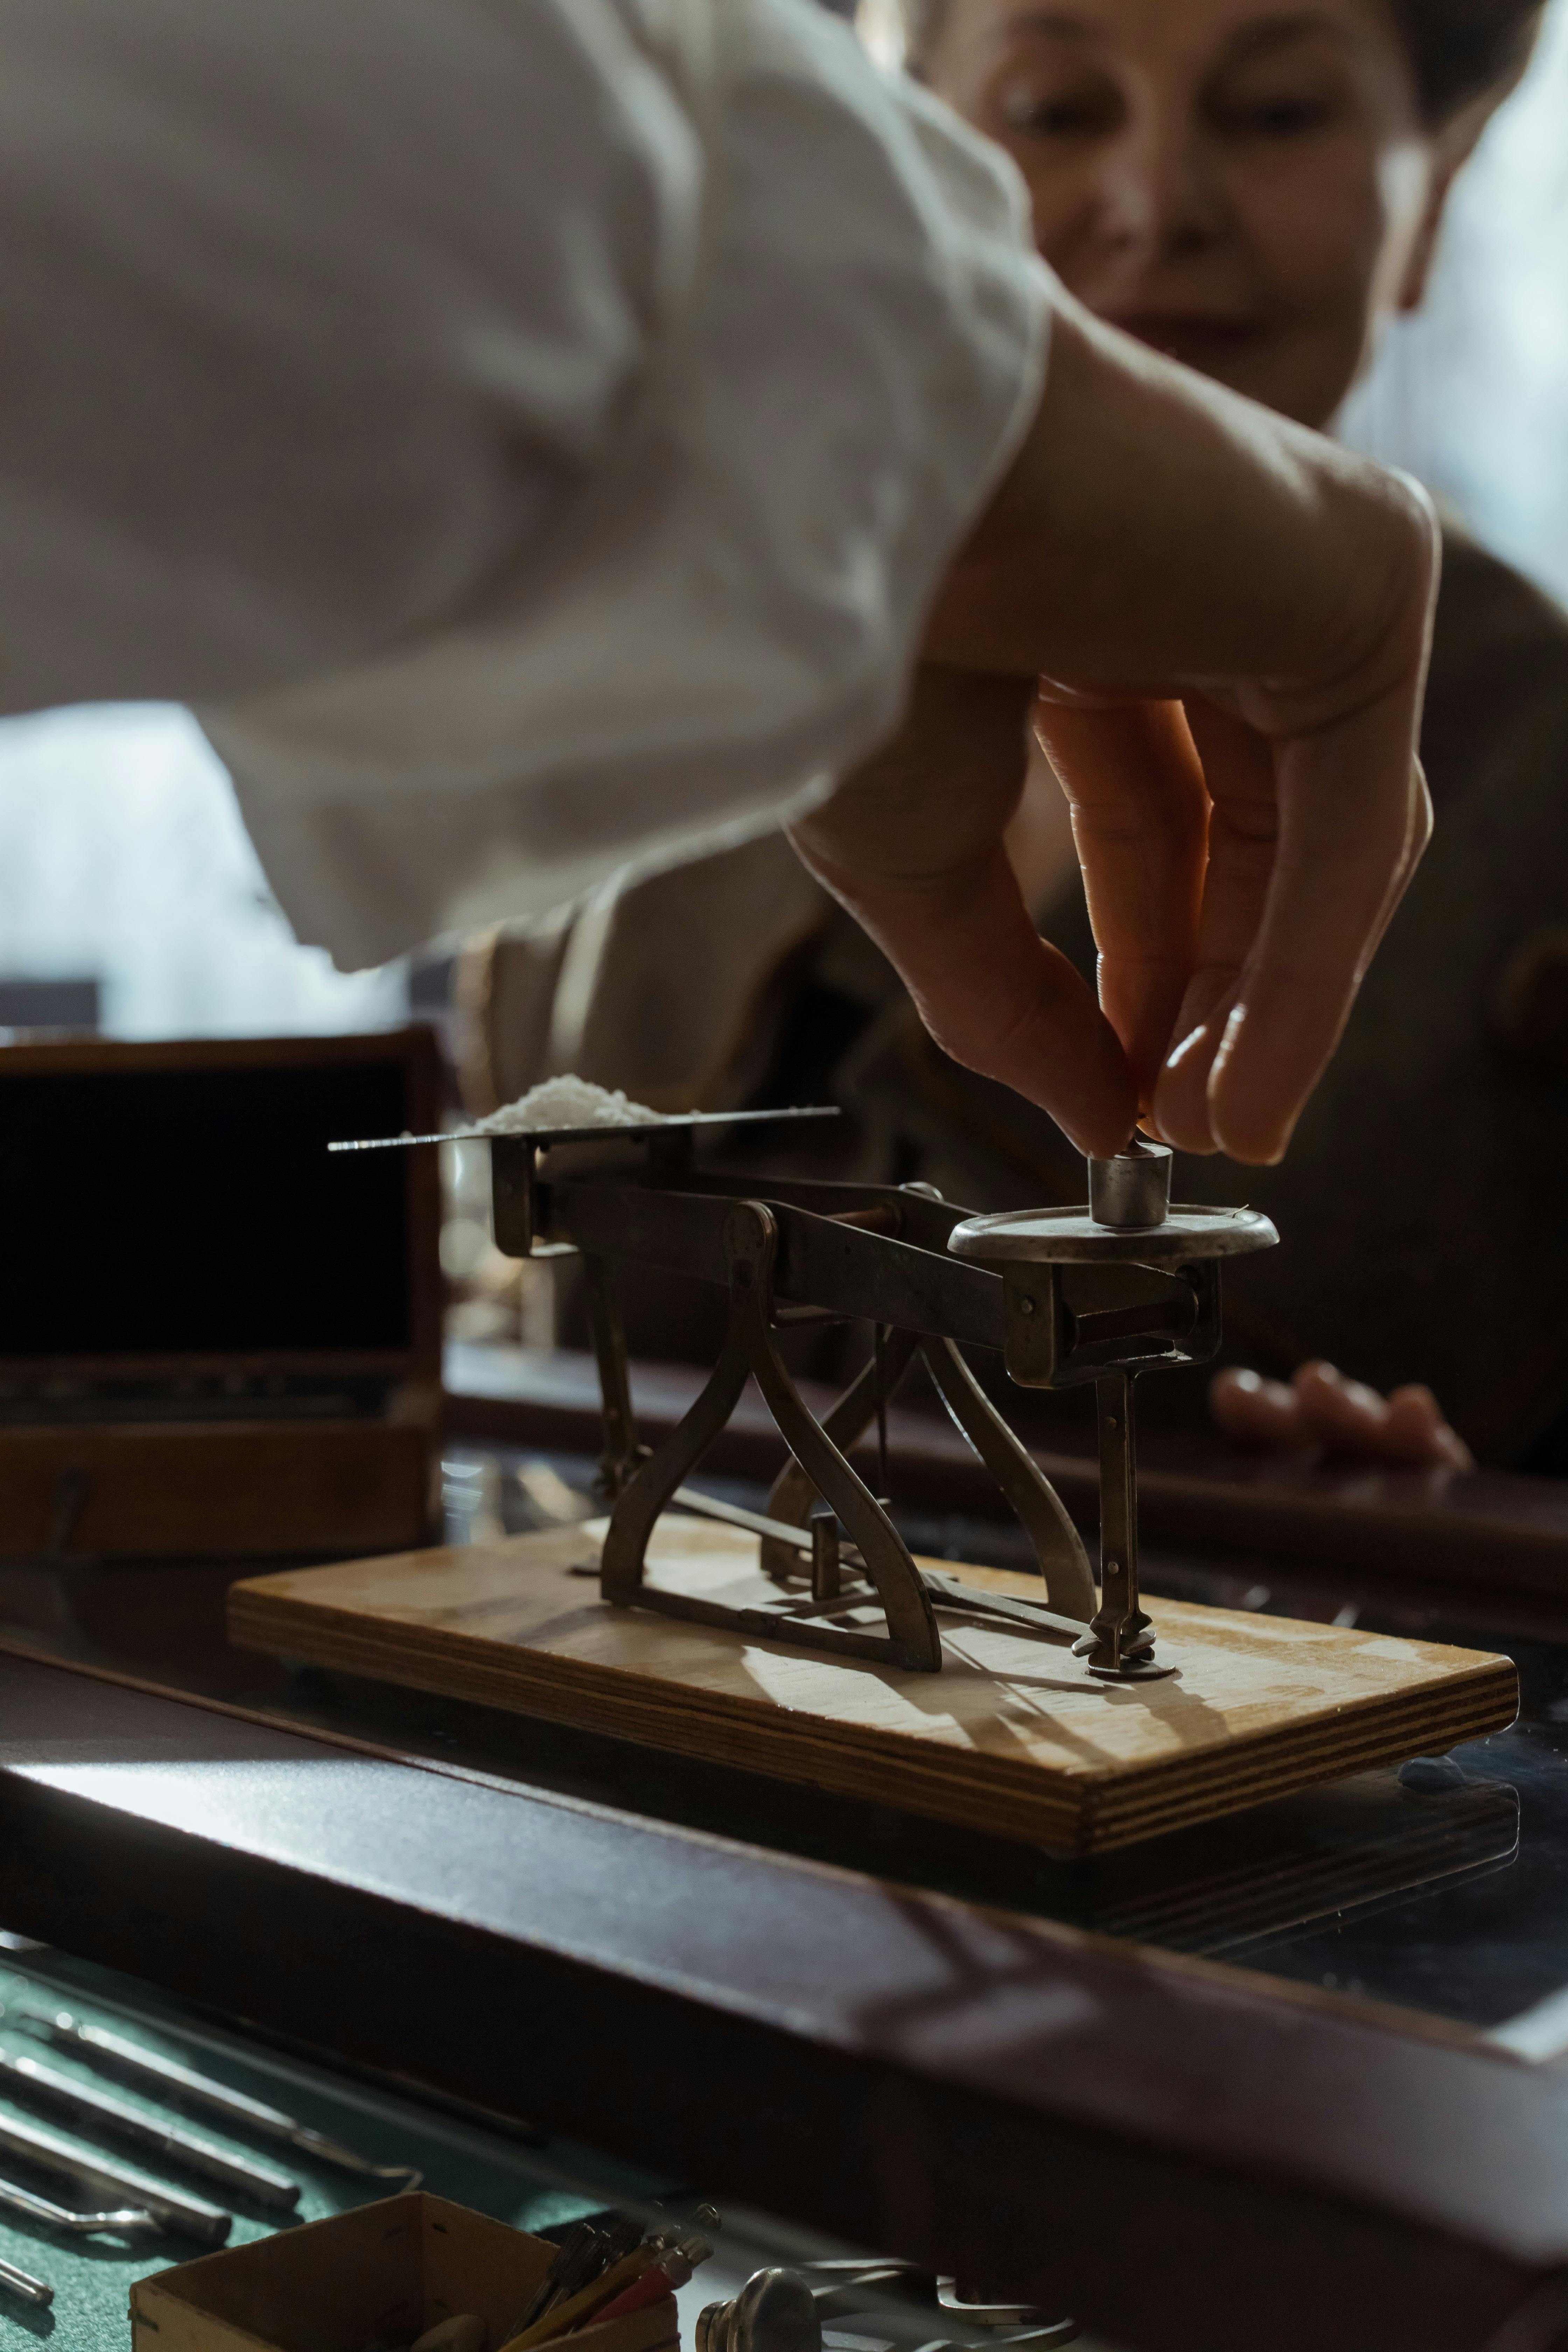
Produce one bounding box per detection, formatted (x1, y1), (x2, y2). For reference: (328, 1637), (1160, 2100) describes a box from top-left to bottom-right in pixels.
(0, 0), (1050, 967)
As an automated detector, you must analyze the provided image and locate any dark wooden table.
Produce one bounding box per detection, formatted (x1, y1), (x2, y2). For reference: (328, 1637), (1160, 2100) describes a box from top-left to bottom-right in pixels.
(5, 1340), (1568, 2352)
(4, 1642), (1568, 2352)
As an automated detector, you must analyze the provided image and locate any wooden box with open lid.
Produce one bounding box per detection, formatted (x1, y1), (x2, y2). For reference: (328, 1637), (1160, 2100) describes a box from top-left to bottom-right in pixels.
(130, 2193), (681, 2352)
(0, 1029), (443, 1561)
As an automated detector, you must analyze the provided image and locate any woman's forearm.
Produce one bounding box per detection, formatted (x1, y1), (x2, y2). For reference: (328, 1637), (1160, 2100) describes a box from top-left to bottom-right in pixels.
(926, 294), (1434, 714)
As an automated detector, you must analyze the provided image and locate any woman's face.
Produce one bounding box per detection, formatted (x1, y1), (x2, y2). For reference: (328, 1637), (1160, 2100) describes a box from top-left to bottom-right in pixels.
(923, 0), (1449, 427)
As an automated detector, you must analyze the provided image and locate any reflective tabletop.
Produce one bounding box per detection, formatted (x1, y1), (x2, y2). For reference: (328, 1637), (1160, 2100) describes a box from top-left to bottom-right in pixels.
(6, 1435), (1568, 2056)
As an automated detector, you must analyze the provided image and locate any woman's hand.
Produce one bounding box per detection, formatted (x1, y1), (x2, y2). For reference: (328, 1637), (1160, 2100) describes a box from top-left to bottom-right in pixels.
(791, 665), (1139, 1157)
(793, 296), (1438, 1167)
(1211, 1362), (1474, 1470)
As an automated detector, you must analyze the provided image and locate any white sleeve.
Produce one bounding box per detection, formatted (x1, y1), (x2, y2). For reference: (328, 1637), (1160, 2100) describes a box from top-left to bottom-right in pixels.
(0, 0), (703, 709)
(0, 0), (1051, 967)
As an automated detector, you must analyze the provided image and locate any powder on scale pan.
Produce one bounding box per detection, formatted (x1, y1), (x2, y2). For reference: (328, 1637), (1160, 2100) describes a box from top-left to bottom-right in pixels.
(473, 1077), (666, 1134)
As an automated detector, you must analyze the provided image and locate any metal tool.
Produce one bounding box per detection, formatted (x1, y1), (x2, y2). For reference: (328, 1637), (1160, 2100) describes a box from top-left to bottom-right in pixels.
(0, 2045), (300, 2207)
(8, 2007), (421, 2187)
(0, 2170), (159, 2240)
(508, 2218), (625, 2338)
(505, 2209), (695, 2346)
(332, 1112), (1273, 1681)
(698, 2270), (822, 2352)
(787, 2258), (1078, 2351)
(0, 2251), (52, 2307)
(0, 2107), (231, 2240)
(591, 2231), (715, 2324)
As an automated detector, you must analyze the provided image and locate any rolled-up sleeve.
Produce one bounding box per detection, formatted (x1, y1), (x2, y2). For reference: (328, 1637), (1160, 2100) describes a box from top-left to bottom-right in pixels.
(0, 0), (1051, 965)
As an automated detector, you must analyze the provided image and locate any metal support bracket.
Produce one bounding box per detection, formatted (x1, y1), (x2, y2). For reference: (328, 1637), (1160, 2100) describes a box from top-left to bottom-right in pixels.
(600, 1202), (943, 1672)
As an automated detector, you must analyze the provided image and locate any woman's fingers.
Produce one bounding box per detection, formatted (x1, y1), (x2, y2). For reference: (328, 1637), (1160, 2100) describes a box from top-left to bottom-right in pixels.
(1291, 1359), (1403, 1450)
(789, 666), (1139, 1156)
(1210, 1362), (1473, 1468)
(810, 841), (1139, 1155)
(1149, 699), (1279, 1153)
(1381, 1384), (1475, 1470)
(1201, 687), (1434, 1165)
(1294, 1361), (1472, 1466)
(1036, 678), (1431, 1168)
(1209, 1367), (1301, 1446)
(1031, 696), (1209, 1111)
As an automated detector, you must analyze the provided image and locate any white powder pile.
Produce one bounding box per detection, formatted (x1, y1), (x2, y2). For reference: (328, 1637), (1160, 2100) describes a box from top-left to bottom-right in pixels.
(474, 1076), (665, 1135)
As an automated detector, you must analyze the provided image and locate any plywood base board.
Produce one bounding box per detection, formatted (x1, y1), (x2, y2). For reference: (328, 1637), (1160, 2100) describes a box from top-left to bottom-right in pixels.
(230, 1518), (1518, 1856)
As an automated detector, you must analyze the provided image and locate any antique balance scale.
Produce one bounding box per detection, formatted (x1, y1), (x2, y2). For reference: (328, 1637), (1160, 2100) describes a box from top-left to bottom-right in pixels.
(232, 1110), (1516, 1857)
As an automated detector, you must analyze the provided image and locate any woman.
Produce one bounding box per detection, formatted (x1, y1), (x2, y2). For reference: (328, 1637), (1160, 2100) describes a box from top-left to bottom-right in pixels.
(468, 0), (1562, 1468)
(918, 0), (1562, 1465)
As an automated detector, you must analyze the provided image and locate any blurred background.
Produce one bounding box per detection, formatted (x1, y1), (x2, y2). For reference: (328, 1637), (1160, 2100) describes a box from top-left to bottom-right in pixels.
(0, 0), (1561, 1052)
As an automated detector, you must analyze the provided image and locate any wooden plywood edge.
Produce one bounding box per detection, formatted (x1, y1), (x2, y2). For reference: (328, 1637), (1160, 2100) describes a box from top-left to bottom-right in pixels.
(229, 1574), (1518, 1857)
(1080, 1669), (1518, 1850)
(229, 1578), (1082, 1848)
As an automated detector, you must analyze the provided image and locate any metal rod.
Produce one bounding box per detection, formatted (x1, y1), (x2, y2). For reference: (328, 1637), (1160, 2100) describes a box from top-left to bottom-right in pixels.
(672, 1489), (1089, 1644)
(810, 1507), (842, 1605)
(1098, 1370), (1137, 1662)
(1072, 1371), (1161, 1676)
(0, 2109), (230, 2241)
(0, 2251), (52, 2306)
(874, 1325), (890, 1504)
(11, 2010), (303, 2137)
(917, 1338), (1096, 1620)
(582, 1254), (641, 1499)
(0, 2049), (300, 2208)
(0, 2171), (154, 2239)
(918, 1571), (1094, 1646)
(7, 2009), (421, 2188)
(671, 1487), (822, 1553)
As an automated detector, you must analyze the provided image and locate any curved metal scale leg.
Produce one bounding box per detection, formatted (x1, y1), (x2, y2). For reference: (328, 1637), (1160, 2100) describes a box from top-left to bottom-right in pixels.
(760, 1328), (918, 1583)
(581, 1252), (648, 1500)
(603, 1203), (943, 1673)
(599, 1288), (754, 1610)
(762, 1330), (1094, 1625)
(918, 1339), (1096, 1623)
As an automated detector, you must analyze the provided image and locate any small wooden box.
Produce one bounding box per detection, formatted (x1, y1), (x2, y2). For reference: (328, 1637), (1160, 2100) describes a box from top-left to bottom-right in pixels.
(130, 2192), (681, 2352)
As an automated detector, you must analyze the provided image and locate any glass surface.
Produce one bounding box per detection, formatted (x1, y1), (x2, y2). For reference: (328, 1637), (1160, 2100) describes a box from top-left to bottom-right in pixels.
(0, 1932), (665, 2351)
(6, 1435), (1566, 2058)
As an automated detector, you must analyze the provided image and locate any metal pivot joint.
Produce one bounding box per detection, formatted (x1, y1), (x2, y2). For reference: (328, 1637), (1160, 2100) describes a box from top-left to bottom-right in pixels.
(948, 1138), (1278, 1682)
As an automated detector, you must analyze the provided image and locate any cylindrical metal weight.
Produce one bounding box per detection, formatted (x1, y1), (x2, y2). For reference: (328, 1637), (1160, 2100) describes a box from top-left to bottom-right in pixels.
(1088, 1140), (1172, 1228)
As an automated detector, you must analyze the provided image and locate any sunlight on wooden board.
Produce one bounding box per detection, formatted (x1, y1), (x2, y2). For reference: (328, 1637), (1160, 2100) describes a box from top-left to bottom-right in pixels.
(230, 1518), (1518, 1856)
